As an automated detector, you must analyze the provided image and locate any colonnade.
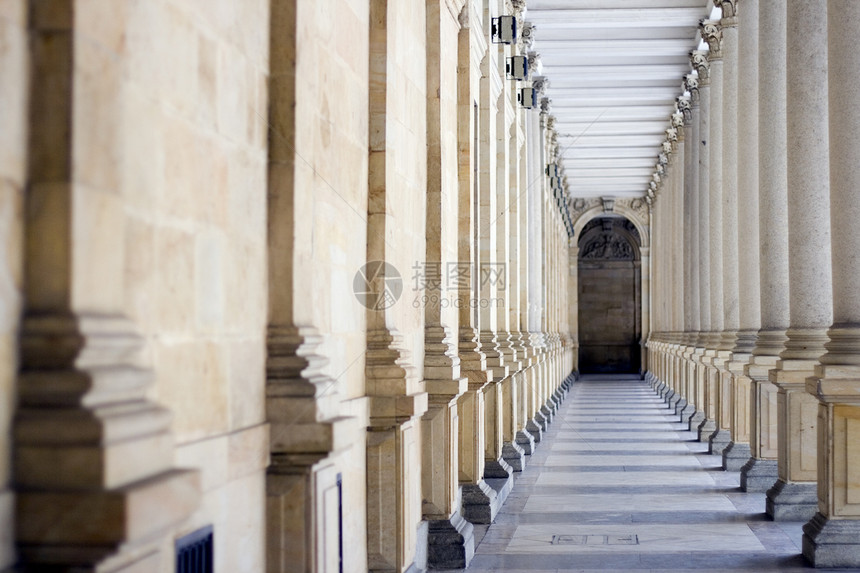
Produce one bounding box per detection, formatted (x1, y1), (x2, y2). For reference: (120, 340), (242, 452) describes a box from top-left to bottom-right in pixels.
(647, 0), (860, 567)
(4, 0), (577, 571)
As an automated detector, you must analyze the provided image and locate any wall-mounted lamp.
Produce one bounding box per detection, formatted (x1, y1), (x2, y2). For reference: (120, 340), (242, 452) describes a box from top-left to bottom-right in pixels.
(506, 55), (528, 81)
(492, 15), (517, 44)
(518, 87), (536, 109)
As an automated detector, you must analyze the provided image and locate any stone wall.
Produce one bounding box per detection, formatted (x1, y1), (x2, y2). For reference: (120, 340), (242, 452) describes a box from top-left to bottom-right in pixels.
(0, 2), (26, 569)
(118, 2), (271, 570)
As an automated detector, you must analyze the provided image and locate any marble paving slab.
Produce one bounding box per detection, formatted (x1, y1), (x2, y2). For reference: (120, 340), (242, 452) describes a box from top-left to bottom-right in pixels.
(536, 470), (716, 487)
(551, 441), (691, 452)
(523, 493), (739, 513)
(542, 454), (702, 467)
(552, 431), (687, 441)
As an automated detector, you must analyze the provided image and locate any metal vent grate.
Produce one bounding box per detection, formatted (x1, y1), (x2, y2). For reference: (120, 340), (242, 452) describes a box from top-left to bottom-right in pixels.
(176, 525), (214, 573)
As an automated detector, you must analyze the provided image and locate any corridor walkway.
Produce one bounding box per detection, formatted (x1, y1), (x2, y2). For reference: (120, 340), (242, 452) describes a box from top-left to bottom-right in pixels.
(447, 375), (818, 572)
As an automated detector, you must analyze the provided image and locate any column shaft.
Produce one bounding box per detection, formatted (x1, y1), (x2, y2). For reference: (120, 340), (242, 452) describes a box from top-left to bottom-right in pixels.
(766, 0), (832, 522)
(740, 0), (789, 493)
(802, 1), (860, 566)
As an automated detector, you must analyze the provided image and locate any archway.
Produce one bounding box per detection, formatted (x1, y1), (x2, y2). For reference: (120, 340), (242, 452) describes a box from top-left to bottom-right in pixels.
(577, 216), (642, 374)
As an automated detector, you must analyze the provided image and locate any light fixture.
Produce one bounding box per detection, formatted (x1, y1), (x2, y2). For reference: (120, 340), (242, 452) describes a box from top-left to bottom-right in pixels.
(518, 87), (536, 109)
(506, 55), (528, 81)
(545, 164), (559, 178)
(492, 15), (517, 44)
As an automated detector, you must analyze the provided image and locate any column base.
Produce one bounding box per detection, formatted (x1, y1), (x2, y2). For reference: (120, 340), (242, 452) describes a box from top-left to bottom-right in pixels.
(721, 441), (751, 471)
(516, 429), (536, 455)
(526, 418), (543, 443)
(426, 512), (476, 569)
(802, 512), (860, 568)
(662, 386), (675, 402)
(461, 480), (499, 524)
(483, 458), (514, 513)
(708, 429), (731, 455)
(739, 457), (778, 492)
(688, 410), (706, 432)
(679, 403), (696, 424)
(697, 418), (716, 442)
(502, 441), (526, 472)
(673, 397), (687, 416)
(668, 392), (683, 411)
(562, 373), (576, 389)
(766, 479), (818, 522)
(540, 404), (554, 425)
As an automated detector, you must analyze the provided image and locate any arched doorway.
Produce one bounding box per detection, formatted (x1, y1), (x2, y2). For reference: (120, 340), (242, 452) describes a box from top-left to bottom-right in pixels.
(577, 216), (642, 374)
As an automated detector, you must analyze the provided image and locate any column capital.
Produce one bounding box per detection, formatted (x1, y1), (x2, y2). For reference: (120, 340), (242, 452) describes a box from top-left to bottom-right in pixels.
(691, 50), (710, 84)
(672, 108), (686, 129)
(522, 20), (536, 49)
(716, 0), (738, 26)
(532, 74), (548, 95)
(677, 95), (693, 123)
(684, 73), (698, 95)
(528, 52), (542, 80)
(700, 19), (723, 59)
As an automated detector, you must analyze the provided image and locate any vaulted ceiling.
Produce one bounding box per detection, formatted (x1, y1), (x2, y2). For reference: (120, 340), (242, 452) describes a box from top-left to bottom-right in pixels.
(527, 0), (714, 198)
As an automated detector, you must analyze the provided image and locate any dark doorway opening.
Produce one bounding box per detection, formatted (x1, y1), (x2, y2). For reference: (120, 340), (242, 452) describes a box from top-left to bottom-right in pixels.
(578, 217), (642, 374)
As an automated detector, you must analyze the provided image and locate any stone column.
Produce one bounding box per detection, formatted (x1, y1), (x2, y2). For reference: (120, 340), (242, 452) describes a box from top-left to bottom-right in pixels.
(678, 105), (697, 420)
(689, 61), (709, 430)
(420, 1), (474, 566)
(454, 7), (498, 525)
(700, 17), (732, 454)
(524, 105), (546, 445)
(681, 86), (701, 424)
(695, 28), (723, 443)
(494, 24), (527, 476)
(766, 0), (832, 522)
(364, 3), (431, 567)
(802, 1), (860, 566)
(669, 125), (687, 411)
(477, 16), (513, 503)
(740, 0), (789, 493)
(723, 0), (761, 472)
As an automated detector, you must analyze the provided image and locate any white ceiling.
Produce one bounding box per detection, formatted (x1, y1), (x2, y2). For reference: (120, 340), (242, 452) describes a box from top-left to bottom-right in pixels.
(526, 0), (713, 198)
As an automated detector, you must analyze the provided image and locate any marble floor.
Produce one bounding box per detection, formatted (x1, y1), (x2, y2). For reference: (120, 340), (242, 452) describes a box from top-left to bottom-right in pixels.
(441, 374), (832, 572)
